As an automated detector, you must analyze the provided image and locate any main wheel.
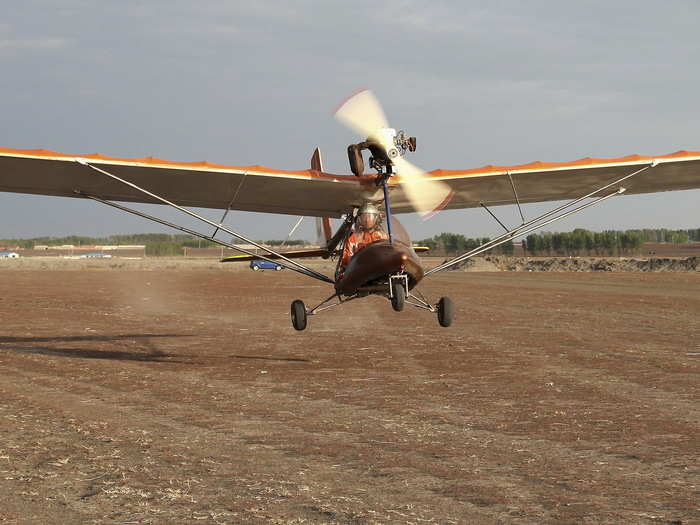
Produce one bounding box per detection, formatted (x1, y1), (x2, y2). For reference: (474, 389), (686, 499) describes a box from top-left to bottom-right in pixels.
(291, 299), (307, 331)
(252, 264), (260, 271)
(391, 282), (405, 312)
(437, 296), (454, 327)
(275, 265), (283, 271)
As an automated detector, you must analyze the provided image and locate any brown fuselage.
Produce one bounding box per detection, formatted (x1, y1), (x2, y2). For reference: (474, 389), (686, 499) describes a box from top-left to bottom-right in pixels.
(335, 241), (424, 296)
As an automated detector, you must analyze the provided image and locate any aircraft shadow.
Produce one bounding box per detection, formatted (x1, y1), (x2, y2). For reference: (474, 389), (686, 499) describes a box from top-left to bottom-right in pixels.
(230, 354), (311, 363)
(0, 334), (192, 363)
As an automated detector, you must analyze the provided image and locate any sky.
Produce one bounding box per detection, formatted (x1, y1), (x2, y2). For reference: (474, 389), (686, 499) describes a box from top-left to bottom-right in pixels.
(0, 1), (698, 242)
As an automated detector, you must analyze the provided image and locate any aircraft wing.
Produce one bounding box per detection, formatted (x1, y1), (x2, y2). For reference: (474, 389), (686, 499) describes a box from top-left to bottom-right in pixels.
(0, 147), (382, 218)
(2, 147), (699, 218)
(388, 150), (700, 214)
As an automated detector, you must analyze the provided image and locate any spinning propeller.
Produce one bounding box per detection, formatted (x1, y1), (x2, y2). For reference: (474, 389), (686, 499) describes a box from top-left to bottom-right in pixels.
(334, 89), (454, 218)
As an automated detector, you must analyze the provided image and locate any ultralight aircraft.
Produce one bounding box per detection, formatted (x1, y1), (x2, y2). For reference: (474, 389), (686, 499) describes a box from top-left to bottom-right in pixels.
(1, 90), (699, 330)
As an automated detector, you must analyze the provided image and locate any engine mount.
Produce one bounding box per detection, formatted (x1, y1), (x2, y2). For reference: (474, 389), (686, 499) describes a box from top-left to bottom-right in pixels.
(346, 128), (417, 177)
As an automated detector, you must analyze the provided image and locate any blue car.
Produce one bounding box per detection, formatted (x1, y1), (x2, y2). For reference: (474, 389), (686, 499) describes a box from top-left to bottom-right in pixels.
(250, 260), (283, 271)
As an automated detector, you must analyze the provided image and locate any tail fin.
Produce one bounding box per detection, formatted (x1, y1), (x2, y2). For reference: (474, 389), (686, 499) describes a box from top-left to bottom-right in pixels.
(311, 147), (333, 247)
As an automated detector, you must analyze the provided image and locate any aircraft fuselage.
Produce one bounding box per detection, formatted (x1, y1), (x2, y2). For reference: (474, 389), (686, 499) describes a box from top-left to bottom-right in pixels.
(334, 240), (424, 296)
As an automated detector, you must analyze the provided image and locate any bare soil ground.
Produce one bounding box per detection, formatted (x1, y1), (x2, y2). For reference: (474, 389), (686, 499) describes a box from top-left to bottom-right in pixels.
(0, 265), (698, 524)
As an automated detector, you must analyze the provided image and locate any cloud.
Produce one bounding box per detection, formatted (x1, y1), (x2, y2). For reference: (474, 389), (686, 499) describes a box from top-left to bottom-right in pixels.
(0, 37), (72, 51)
(0, 1), (698, 238)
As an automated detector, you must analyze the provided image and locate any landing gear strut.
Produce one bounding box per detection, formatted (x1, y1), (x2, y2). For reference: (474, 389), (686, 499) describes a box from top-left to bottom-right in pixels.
(386, 273), (453, 327)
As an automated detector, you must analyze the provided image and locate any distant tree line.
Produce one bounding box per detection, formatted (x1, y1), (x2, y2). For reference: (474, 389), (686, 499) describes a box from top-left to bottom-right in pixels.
(416, 233), (514, 256)
(2, 227), (697, 257)
(415, 228), (699, 258)
(523, 228), (697, 256)
(629, 228), (699, 243)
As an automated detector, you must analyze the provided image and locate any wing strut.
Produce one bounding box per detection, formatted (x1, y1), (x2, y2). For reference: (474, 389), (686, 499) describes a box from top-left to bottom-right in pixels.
(282, 216), (305, 247)
(211, 170), (247, 238)
(425, 162), (656, 276)
(75, 160), (334, 284)
(506, 171), (526, 224)
(479, 202), (510, 233)
(211, 194), (238, 238)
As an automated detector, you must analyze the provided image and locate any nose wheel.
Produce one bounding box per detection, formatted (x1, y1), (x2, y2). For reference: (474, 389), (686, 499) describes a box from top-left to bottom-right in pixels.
(390, 281), (406, 312)
(389, 273), (408, 312)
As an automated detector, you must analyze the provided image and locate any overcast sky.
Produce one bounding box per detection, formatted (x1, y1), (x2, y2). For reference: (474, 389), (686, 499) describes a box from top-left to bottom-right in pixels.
(1, 1), (698, 241)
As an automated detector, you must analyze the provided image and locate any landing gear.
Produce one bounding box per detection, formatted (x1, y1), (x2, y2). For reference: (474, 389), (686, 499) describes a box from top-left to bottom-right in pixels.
(291, 299), (307, 331)
(391, 281), (405, 312)
(437, 297), (453, 327)
(389, 273), (408, 312)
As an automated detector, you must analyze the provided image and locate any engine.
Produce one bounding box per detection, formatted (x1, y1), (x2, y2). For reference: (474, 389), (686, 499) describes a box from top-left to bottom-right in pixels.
(347, 128), (416, 177)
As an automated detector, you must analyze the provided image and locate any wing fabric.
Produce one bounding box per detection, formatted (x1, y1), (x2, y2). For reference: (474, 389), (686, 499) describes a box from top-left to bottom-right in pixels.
(0, 148), (371, 218)
(1, 147), (699, 217)
(389, 150), (700, 214)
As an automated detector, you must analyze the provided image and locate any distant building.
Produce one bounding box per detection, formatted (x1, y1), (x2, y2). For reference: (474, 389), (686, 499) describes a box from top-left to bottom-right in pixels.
(31, 244), (146, 258)
(0, 251), (20, 258)
(33, 244), (145, 251)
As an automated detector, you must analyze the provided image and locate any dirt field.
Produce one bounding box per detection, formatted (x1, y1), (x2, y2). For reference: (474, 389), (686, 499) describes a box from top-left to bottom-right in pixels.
(0, 265), (698, 524)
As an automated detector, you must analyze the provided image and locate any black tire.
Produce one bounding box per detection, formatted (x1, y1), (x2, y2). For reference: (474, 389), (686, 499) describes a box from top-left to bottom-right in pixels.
(347, 144), (364, 177)
(291, 300), (307, 331)
(437, 296), (453, 327)
(391, 282), (405, 312)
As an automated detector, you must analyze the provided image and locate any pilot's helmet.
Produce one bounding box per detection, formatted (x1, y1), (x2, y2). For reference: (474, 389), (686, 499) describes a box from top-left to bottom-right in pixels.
(357, 203), (380, 230)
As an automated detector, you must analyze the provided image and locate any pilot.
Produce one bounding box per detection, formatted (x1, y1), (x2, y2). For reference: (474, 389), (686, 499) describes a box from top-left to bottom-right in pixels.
(340, 203), (388, 268)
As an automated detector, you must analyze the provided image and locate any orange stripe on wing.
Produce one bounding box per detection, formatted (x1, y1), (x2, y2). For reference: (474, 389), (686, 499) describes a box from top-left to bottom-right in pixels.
(425, 150), (700, 180)
(0, 147), (358, 181)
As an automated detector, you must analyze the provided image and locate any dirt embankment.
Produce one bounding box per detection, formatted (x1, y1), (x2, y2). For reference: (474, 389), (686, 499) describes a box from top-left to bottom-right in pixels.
(2, 255), (700, 274)
(456, 256), (700, 272)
